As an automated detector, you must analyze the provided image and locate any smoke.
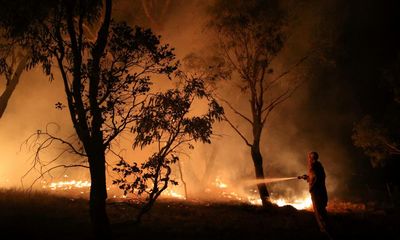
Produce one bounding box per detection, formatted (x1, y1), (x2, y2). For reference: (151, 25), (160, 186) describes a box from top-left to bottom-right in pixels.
(0, 0), (358, 202)
(0, 68), (74, 186)
(146, 0), (355, 200)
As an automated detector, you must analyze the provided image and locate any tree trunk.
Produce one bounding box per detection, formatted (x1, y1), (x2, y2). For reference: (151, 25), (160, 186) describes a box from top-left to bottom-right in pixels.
(88, 149), (110, 238)
(201, 146), (218, 189)
(251, 143), (270, 207)
(0, 56), (28, 118)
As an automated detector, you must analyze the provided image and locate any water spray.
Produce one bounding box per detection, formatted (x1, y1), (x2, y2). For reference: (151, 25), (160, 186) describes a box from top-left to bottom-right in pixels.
(243, 175), (308, 185)
(244, 177), (296, 185)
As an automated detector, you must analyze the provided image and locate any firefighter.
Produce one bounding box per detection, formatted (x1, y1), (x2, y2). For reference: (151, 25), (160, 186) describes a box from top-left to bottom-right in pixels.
(299, 151), (329, 234)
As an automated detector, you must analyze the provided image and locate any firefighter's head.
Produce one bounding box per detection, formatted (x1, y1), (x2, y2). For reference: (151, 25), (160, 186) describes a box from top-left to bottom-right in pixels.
(308, 151), (319, 165)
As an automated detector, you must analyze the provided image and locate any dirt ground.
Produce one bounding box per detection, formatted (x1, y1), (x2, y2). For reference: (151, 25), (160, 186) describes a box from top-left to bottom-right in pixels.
(0, 189), (399, 239)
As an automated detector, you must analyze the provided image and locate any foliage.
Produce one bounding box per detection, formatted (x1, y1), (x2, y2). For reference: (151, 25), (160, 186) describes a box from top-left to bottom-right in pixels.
(0, 0), (58, 38)
(352, 116), (400, 167)
(353, 55), (400, 167)
(0, 0), (43, 118)
(23, 18), (177, 174)
(182, 52), (231, 86)
(209, 0), (286, 90)
(113, 76), (223, 221)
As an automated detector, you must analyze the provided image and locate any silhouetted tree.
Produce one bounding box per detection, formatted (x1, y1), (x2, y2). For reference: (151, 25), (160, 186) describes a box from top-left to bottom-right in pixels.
(353, 116), (400, 167)
(0, 0), (56, 118)
(113, 76), (223, 221)
(3, 0), (179, 237)
(0, 44), (28, 118)
(353, 54), (400, 167)
(208, 0), (307, 206)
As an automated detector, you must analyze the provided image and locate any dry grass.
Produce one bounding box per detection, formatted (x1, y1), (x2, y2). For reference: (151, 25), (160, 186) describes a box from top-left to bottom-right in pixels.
(0, 188), (399, 239)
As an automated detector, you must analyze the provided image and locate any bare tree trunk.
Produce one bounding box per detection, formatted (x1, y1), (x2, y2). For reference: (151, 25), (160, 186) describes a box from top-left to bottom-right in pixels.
(201, 146), (218, 188)
(177, 158), (188, 199)
(0, 56), (28, 118)
(251, 142), (270, 207)
(88, 147), (110, 238)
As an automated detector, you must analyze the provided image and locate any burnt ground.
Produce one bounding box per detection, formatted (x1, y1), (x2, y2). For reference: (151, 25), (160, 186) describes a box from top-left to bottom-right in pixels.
(0, 189), (399, 240)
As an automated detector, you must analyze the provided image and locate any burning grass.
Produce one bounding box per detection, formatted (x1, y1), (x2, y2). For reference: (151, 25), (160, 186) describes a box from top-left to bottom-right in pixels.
(37, 176), (377, 215)
(40, 176), (314, 210)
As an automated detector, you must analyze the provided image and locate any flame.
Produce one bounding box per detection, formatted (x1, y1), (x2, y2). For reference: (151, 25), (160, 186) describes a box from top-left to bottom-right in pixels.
(42, 178), (186, 200)
(271, 196), (312, 210)
(162, 189), (186, 200)
(214, 176), (228, 189)
(42, 180), (91, 191)
(246, 190), (313, 210)
(247, 196), (262, 206)
(212, 177), (313, 210)
(41, 176), (312, 210)
(40, 176), (370, 213)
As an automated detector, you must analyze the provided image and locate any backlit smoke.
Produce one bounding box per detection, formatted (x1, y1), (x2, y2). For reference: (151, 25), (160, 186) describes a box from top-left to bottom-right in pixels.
(0, 0), (356, 208)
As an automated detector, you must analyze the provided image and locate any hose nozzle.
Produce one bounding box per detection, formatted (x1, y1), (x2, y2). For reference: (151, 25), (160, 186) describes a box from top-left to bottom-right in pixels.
(298, 174), (308, 180)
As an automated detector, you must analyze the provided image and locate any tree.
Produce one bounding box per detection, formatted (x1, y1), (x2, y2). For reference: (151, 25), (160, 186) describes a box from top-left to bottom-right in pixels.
(0, 43), (28, 118)
(3, 0), (178, 236)
(113, 76), (223, 221)
(0, 0), (56, 118)
(353, 116), (400, 167)
(208, 0), (307, 206)
(353, 54), (400, 167)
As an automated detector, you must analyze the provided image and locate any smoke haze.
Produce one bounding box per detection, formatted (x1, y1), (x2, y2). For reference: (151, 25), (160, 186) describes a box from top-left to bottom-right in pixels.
(0, 0), (371, 202)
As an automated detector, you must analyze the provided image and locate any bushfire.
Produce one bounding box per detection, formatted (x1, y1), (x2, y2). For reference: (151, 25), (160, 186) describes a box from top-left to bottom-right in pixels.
(210, 177), (313, 210)
(41, 175), (313, 210)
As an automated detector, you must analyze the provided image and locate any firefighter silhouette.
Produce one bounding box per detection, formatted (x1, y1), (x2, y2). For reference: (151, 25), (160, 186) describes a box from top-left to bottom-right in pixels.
(299, 151), (329, 233)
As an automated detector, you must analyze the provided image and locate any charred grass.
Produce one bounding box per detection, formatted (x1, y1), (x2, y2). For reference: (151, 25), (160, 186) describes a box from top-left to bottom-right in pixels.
(0, 188), (399, 239)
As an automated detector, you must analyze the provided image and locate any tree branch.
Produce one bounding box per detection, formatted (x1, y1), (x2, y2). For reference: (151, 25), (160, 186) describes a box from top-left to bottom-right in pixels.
(223, 115), (252, 147)
(217, 96), (253, 124)
(261, 82), (302, 125)
(0, 54), (28, 118)
(264, 54), (309, 92)
(23, 164), (89, 191)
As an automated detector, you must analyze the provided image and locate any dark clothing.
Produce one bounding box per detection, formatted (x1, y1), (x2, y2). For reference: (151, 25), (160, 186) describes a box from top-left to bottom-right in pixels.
(311, 193), (328, 233)
(308, 161), (328, 232)
(308, 161), (328, 206)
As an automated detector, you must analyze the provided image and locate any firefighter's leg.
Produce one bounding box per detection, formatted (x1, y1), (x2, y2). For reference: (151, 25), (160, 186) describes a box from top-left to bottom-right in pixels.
(315, 204), (327, 233)
(312, 195), (327, 233)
